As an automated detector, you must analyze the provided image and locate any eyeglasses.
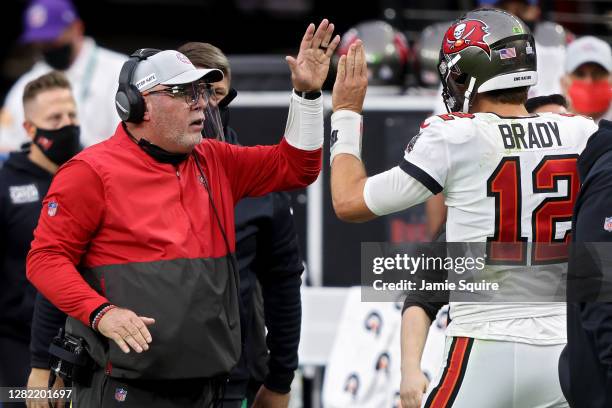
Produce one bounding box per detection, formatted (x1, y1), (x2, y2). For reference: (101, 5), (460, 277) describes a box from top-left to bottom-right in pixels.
(143, 82), (211, 106)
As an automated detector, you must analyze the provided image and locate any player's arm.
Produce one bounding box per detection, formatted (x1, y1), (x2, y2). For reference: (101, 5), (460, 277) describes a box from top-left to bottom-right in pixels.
(329, 40), (371, 221)
(330, 154), (372, 222)
(426, 194), (447, 240)
(330, 41), (442, 222)
(400, 306), (432, 408)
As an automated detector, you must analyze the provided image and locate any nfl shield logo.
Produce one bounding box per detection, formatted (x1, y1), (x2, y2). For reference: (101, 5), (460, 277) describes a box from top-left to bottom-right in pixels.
(604, 217), (612, 232)
(47, 201), (58, 217)
(115, 387), (128, 402)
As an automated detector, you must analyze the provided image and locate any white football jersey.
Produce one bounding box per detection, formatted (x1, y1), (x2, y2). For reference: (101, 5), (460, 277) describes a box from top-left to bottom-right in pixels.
(364, 111), (599, 344)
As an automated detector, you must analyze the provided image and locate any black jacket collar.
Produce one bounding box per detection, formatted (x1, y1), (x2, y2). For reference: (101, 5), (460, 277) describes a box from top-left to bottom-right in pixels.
(3, 145), (53, 180)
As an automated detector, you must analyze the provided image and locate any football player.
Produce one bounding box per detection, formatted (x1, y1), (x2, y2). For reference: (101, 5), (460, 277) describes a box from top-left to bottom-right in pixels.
(329, 8), (598, 408)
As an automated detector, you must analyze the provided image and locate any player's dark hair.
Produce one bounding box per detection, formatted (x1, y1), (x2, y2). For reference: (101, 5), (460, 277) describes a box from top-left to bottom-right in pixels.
(525, 94), (569, 113)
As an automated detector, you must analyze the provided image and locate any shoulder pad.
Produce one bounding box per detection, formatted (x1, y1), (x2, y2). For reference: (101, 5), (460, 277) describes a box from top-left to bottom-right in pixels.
(557, 112), (594, 121)
(419, 112), (476, 129)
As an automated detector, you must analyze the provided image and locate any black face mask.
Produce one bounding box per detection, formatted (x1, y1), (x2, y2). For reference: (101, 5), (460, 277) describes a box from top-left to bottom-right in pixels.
(122, 123), (188, 165)
(137, 138), (188, 165)
(34, 125), (81, 165)
(43, 43), (73, 70)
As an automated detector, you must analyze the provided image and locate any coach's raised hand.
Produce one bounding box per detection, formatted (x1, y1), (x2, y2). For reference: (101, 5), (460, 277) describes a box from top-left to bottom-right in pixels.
(286, 19), (340, 92)
(332, 40), (368, 113)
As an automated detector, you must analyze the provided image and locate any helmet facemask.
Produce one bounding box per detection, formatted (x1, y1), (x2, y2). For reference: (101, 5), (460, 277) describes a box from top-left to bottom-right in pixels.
(438, 54), (477, 113)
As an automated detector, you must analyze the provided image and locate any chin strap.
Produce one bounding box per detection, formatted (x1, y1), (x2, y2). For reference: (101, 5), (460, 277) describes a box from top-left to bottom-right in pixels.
(462, 77), (477, 113)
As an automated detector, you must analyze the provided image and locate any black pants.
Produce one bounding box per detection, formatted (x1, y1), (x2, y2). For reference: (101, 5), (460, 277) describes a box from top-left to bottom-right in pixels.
(0, 336), (30, 408)
(74, 368), (217, 408)
(221, 378), (261, 408)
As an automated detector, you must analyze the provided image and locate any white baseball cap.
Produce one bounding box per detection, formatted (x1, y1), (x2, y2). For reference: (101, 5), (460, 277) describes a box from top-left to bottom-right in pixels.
(565, 36), (612, 74)
(132, 50), (224, 92)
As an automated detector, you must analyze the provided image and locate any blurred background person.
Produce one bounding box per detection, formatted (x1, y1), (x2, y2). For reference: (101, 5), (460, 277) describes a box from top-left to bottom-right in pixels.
(0, 0), (125, 152)
(560, 119), (612, 408)
(525, 93), (568, 114)
(561, 36), (612, 123)
(0, 70), (79, 405)
(178, 42), (305, 408)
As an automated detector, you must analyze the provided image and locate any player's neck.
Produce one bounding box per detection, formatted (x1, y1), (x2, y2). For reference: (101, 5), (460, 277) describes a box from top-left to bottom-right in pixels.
(471, 99), (530, 117)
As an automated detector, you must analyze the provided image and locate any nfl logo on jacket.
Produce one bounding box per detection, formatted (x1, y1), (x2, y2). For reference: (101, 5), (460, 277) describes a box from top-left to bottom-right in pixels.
(604, 216), (612, 232)
(115, 387), (127, 402)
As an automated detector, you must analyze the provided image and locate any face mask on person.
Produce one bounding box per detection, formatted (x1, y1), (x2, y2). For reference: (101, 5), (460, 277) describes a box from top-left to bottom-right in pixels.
(137, 138), (188, 165)
(42, 43), (73, 70)
(120, 123), (188, 165)
(33, 124), (81, 165)
(568, 79), (612, 115)
(201, 88), (238, 142)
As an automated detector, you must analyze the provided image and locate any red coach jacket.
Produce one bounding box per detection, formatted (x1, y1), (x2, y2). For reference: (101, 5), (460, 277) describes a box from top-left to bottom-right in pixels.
(26, 123), (321, 380)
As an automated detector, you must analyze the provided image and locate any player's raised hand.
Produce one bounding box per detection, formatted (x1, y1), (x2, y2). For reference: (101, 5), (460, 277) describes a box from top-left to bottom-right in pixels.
(286, 19), (340, 92)
(332, 40), (368, 113)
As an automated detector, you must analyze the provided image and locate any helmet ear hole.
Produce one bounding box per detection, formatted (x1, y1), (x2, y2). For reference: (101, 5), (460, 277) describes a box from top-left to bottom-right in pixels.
(455, 73), (468, 85)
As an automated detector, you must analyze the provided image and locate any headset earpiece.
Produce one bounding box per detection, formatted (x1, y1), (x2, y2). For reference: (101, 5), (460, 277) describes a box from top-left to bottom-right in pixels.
(115, 48), (161, 123)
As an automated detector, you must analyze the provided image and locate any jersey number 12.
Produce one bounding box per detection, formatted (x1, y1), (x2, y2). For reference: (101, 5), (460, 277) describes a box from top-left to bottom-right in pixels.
(486, 154), (579, 265)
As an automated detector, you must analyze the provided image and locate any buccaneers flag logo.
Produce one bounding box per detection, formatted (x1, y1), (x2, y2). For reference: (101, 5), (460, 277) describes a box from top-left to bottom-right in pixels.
(442, 20), (491, 59)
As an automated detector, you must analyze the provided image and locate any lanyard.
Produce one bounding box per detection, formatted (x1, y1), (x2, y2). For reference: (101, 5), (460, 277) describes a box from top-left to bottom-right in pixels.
(79, 44), (98, 102)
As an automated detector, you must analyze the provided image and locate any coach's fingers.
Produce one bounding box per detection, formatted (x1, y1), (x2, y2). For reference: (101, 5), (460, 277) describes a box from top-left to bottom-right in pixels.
(311, 19), (330, 49)
(321, 22), (335, 48)
(299, 23), (316, 53)
(136, 316), (155, 343)
(326, 34), (341, 59)
(126, 322), (149, 352)
(111, 332), (131, 354)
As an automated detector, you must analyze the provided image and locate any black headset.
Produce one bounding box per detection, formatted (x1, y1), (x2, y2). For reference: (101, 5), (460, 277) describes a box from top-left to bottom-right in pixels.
(115, 48), (161, 123)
